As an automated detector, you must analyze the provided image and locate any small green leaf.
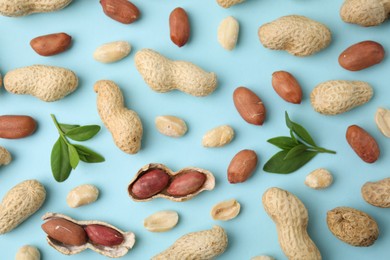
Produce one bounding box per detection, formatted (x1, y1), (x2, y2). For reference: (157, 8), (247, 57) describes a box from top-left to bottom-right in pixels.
(68, 145), (80, 169)
(51, 137), (72, 182)
(65, 125), (101, 141)
(267, 136), (299, 150)
(263, 150), (317, 174)
(59, 123), (80, 133)
(285, 111), (293, 129)
(74, 144), (105, 163)
(291, 122), (317, 147)
(290, 129), (298, 143)
(284, 144), (308, 160)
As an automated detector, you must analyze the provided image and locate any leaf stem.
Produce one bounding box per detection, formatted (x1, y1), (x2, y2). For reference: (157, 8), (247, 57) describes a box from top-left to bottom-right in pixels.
(50, 114), (71, 145)
(310, 146), (336, 154)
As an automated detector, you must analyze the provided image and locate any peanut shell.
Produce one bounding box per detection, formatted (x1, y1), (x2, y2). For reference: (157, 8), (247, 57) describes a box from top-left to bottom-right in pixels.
(15, 245), (40, 260)
(42, 212), (135, 258)
(0, 146), (11, 166)
(216, 0), (245, 8)
(152, 226), (228, 259)
(0, 180), (46, 235)
(340, 0), (390, 26)
(128, 163), (215, 202)
(361, 177), (390, 208)
(0, 0), (72, 17)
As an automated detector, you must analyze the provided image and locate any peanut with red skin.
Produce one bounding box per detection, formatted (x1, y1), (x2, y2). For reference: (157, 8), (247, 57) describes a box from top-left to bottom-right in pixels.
(346, 125), (380, 163)
(167, 171), (206, 196)
(100, 0), (140, 24)
(42, 218), (87, 246)
(0, 115), (36, 139)
(169, 7), (190, 47)
(131, 169), (170, 199)
(30, 33), (72, 56)
(85, 224), (124, 246)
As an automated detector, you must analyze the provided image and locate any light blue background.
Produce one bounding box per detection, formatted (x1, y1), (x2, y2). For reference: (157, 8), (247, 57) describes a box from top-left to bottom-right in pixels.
(0, 0), (389, 259)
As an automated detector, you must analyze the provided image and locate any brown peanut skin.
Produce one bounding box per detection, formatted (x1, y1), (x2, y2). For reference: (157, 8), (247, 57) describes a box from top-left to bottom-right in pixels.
(131, 169), (170, 199)
(0, 115), (36, 139)
(227, 149), (258, 183)
(42, 218), (87, 246)
(169, 7), (190, 47)
(100, 0), (140, 24)
(85, 224), (124, 246)
(272, 71), (302, 104)
(167, 171), (206, 196)
(30, 33), (71, 56)
(339, 41), (385, 71)
(233, 86), (266, 125)
(346, 125), (380, 163)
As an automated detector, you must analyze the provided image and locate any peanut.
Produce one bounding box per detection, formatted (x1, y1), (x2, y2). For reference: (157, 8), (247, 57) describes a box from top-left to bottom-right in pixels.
(144, 210), (179, 232)
(346, 125), (380, 163)
(304, 168), (333, 189)
(94, 80), (143, 154)
(152, 226), (228, 259)
(169, 7), (190, 47)
(155, 115), (187, 137)
(339, 41), (385, 71)
(258, 15), (331, 56)
(66, 184), (99, 208)
(0, 0), (72, 17)
(135, 49), (217, 97)
(211, 199), (241, 221)
(131, 169), (170, 199)
(0, 146), (11, 166)
(15, 245), (40, 260)
(227, 149), (258, 183)
(202, 125), (234, 147)
(233, 86), (266, 125)
(375, 107), (390, 137)
(251, 256), (275, 260)
(100, 0), (140, 24)
(42, 218), (87, 246)
(327, 207), (379, 246)
(4, 65), (78, 102)
(340, 0), (390, 26)
(272, 71), (303, 104)
(361, 177), (390, 208)
(218, 16), (239, 51)
(0, 115), (36, 139)
(0, 180), (46, 235)
(310, 80), (373, 115)
(216, 0), (245, 8)
(262, 187), (322, 260)
(30, 33), (72, 56)
(85, 224), (124, 246)
(93, 41), (131, 63)
(42, 212), (135, 258)
(167, 170), (206, 197)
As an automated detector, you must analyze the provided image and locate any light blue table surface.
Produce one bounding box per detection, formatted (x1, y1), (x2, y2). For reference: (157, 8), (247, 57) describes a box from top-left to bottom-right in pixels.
(1, 0), (389, 259)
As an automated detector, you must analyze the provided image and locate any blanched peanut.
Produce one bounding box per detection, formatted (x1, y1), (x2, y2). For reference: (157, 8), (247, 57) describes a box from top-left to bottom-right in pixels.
(304, 168), (333, 189)
(144, 210), (179, 232)
(155, 115), (187, 137)
(66, 184), (99, 208)
(15, 245), (40, 260)
(211, 199), (241, 221)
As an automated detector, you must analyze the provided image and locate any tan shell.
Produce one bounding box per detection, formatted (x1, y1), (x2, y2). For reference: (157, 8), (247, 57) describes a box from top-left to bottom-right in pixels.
(262, 187), (321, 260)
(0, 0), (72, 17)
(42, 212), (135, 258)
(0, 180), (46, 234)
(152, 225), (228, 259)
(128, 163), (215, 202)
(94, 80), (143, 154)
(361, 177), (390, 208)
(326, 207), (379, 246)
(310, 80), (373, 115)
(340, 0), (390, 27)
(0, 146), (11, 165)
(258, 15), (331, 57)
(4, 65), (78, 102)
(216, 0), (245, 8)
(134, 49), (217, 97)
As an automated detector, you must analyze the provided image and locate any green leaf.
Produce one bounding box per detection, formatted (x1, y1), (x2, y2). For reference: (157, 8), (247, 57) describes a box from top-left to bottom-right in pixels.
(290, 129), (298, 143)
(68, 145), (80, 169)
(263, 150), (318, 174)
(73, 144), (105, 163)
(291, 122), (317, 147)
(267, 136), (299, 150)
(65, 125), (101, 141)
(51, 137), (72, 182)
(59, 123), (80, 133)
(284, 144), (308, 160)
(285, 111), (293, 129)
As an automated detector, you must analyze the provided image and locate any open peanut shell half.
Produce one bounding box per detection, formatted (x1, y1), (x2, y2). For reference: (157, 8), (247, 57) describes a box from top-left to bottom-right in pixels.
(128, 163), (215, 202)
(42, 212), (135, 258)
